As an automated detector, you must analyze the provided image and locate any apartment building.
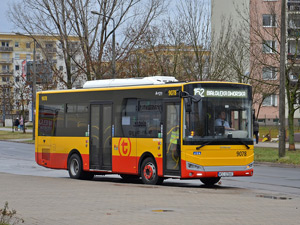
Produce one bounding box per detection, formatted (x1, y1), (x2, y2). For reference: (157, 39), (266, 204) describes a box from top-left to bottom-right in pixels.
(211, 0), (251, 82)
(212, 0), (300, 126)
(211, 0), (250, 36)
(121, 45), (210, 80)
(0, 33), (84, 123)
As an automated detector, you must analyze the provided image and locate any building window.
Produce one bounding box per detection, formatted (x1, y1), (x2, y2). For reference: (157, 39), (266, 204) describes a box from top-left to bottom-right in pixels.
(15, 42), (19, 47)
(263, 40), (276, 53)
(263, 14), (276, 27)
(26, 42), (31, 48)
(262, 95), (278, 106)
(2, 53), (9, 60)
(15, 53), (20, 60)
(262, 67), (277, 80)
(16, 76), (20, 82)
(2, 77), (9, 82)
(3, 88), (9, 93)
(1, 41), (9, 47)
(15, 65), (20, 71)
(288, 40), (300, 55)
(289, 67), (300, 81)
(45, 43), (54, 48)
(2, 65), (9, 71)
(289, 14), (300, 29)
(26, 54), (31, 60)
(59, 66), (63, 71)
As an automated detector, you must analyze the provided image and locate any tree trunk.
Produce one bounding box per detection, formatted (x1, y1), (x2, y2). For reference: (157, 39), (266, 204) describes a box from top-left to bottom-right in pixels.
(288, 109), (296, 151)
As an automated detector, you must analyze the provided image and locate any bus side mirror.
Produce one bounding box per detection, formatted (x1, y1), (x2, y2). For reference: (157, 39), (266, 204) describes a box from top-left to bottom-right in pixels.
(185, 98), (191, 113)
(192, 95), (201, 102)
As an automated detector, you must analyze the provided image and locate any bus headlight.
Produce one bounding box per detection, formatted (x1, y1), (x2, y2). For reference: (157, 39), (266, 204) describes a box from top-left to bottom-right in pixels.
(186, 162), (204, 171)
(246, 162), (254, 169)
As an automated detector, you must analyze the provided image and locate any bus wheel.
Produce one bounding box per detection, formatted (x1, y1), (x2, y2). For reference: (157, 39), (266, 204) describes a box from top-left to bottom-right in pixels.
(68, 154), (84, 179)
(200, 177), (221, 186)
(141, 157), (163, 185)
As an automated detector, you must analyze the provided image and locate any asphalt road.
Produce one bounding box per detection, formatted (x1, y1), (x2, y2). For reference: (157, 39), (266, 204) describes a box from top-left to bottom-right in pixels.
(0, 141), (300, 225)
(0, 141), (299, 196)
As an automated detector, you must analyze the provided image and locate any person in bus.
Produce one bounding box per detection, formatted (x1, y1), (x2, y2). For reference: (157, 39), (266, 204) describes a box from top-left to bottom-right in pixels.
(215, 111), (234, 131)
(169, 126), (179, 168)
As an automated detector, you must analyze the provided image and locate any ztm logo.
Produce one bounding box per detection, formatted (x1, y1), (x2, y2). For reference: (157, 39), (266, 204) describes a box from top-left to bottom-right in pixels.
(118, 138), (131, 156)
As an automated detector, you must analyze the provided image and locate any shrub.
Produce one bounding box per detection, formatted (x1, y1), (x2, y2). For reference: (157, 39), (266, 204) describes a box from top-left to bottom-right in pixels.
(0, 202), (24, 225)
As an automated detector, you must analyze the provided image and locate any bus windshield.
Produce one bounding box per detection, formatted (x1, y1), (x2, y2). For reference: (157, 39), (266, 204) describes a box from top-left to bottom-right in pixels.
(183, 84), (252, 145)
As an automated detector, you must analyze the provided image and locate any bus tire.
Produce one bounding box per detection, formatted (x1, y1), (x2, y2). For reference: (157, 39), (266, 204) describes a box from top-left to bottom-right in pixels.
(141, 157), (162, 185)
(68, 154), (84, 179)
(200, 177), (221, 186)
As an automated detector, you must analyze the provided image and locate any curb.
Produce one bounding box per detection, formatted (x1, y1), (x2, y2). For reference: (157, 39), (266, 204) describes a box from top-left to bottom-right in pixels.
(254, 161), (300, 168)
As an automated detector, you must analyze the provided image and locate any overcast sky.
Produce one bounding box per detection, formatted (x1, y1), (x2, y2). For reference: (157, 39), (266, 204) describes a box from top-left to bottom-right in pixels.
(0, 0), (15, 33)
(0, 0), (210, 33)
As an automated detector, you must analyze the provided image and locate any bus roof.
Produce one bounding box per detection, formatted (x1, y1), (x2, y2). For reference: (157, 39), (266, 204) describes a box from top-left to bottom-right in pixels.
(82, 76), (179, 88)
(37, 80), (250, 95)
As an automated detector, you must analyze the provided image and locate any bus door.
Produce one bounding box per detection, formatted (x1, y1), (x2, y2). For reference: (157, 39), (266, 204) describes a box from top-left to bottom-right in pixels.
(90, 102), (113, 171)
(163, 100), (181, 176)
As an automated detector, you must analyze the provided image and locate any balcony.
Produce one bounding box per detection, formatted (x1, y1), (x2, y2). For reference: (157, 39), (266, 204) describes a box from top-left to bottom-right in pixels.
(0, 46), (13, 52)
(288, 1), (300, 12)
(287, 54), (300, 64)
(45, 47), (57, 53)
(0, 70), (13, 75)
(0, 58), (13, 64)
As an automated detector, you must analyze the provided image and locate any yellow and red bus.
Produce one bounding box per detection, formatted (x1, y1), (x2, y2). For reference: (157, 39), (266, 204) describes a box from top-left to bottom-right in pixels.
(35, 76), (254, 185)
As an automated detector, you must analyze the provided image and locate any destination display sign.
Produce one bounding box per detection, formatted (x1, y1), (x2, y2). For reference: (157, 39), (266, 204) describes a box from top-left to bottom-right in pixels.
(194, 88), (248, 98)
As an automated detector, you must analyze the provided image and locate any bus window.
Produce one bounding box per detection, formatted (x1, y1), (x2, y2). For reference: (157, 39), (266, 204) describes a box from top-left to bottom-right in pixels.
(38, 104), (64, 136)
(65, 103), (89, 136)
(121, 98), (138, 137)
(183, 86), (252, 145)
(137, 100), (162, 138)
(121, 98), (163, 138)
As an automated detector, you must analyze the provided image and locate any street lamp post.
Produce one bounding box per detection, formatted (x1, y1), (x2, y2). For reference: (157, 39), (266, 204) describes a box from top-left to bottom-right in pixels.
(91, 11), (116, 78)
(15, 33), (36, 140)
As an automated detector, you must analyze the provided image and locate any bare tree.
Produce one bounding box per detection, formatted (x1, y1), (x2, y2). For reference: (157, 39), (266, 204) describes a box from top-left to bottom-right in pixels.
(238, 0), (300, 151)
(0, 82), (14, 127)
(9, 0), (166, 87)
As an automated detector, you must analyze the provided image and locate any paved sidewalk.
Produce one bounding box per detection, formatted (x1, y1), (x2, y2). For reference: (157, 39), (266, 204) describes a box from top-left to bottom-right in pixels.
(0, 127), (32, 133)
(0, 172), (299, 225)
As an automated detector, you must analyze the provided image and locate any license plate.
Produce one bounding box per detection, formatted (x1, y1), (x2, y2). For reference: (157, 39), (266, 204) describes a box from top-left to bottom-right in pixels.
(218, 172), (234, 177)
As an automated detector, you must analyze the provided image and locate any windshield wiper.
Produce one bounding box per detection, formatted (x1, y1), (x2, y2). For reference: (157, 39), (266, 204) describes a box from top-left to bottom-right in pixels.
(237, 140), (250, 149)
(196, 141), (214, 150)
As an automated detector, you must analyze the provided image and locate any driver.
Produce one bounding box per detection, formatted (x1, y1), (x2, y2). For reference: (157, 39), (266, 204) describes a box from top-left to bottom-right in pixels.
(215, 111), (235, 131)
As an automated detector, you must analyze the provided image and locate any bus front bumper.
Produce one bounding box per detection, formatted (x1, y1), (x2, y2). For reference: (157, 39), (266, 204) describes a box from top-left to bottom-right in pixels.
(181, 161), (254, 178)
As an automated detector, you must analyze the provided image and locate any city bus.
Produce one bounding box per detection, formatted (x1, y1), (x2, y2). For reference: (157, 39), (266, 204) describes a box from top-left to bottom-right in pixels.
(35, 76), (254, 185)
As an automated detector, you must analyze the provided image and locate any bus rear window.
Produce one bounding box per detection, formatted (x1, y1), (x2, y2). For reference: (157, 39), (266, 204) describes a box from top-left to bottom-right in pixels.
(38, 104), (64, 136)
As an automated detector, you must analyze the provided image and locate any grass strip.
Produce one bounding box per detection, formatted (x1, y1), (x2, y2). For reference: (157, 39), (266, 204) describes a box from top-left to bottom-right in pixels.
(255, 147), (300, 165)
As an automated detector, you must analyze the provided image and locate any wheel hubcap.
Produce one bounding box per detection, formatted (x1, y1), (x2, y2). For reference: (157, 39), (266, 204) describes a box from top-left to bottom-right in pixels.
(71, 159), (79, 176)
(143, 163), (156, 180)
